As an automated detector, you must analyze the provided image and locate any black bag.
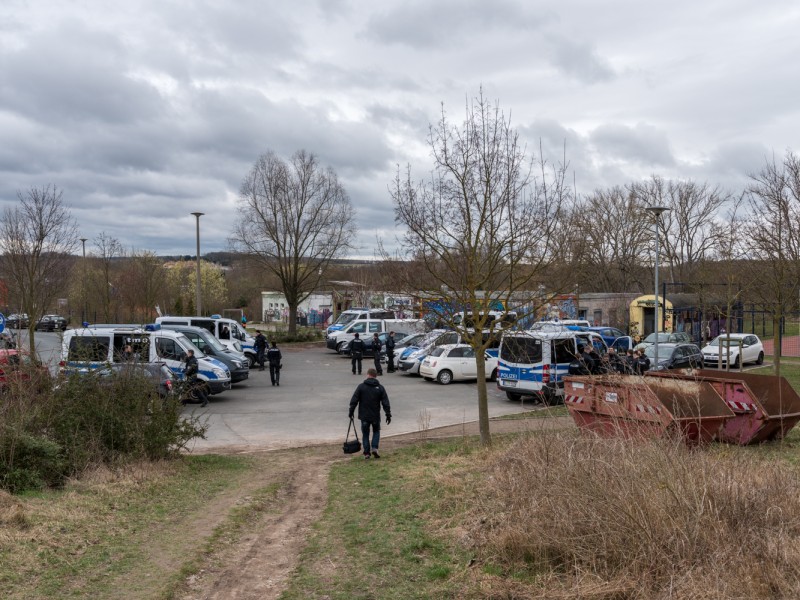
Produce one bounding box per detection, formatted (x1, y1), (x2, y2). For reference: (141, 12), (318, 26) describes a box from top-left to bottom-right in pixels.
(343, 417), (362, 454)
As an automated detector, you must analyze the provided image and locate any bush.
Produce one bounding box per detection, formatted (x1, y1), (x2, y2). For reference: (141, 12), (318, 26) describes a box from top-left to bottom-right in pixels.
(0, 365), (207, 493)
(454, 432), (800, 599)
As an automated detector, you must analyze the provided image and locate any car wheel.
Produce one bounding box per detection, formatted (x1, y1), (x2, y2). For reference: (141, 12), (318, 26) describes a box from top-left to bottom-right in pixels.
(490, 368), (498, 381)
(756, 352), (764, 365)
(436, 370), (453, 385)
(247, 354), (256, 368)
(733, 355), (740, 368)
(336, 342), (347, 355)
(506, 391), (522, 402)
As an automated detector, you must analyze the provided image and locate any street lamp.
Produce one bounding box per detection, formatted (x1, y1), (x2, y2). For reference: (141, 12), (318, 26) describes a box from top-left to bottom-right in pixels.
(191, 212), (204, 316)
(645, 206), (670, 367)
(80, 238), (87, 325)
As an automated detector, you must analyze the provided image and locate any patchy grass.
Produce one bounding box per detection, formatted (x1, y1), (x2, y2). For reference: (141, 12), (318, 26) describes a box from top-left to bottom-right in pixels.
(494, 405), (569, 420)
(0, 453), (282, 600)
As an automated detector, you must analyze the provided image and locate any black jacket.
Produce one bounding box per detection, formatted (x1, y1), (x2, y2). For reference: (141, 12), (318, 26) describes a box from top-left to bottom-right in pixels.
(350, 338), (365, 356)
(349, 377), (391, 424)
(254, 333), (267, 351)
(385, 336), (396, 352)
(266, 346), (282, 366)
(185, 355), (199, 380)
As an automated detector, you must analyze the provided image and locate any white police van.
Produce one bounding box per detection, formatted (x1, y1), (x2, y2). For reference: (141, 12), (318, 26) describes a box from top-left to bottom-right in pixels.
(155, 315), (257, 367)
(61, 324), (232, 394)
(325, 308), (396, 340)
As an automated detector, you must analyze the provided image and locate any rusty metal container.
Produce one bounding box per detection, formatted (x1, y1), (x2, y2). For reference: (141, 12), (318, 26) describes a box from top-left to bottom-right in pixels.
(564, 374), (733, 445)
(659, 369), (800, 444)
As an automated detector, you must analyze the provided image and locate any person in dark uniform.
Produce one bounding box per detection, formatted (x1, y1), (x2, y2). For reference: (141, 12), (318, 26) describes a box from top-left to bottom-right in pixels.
(348, 368), (391, 459)
(254, 330), (267, 371)
(183, 348), (208, 407)
(350, 333), (365, 375)
(385, 331), (396, 373)
(371, 332), (383, 375)
(266, 341), (282, 386)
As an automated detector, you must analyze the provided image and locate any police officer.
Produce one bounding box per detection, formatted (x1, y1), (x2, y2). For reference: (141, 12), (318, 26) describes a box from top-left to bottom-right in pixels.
(385, 331), (396, 373)
(372, 332), (383, 375)
(183, 348), (209, 407)
(266, 341), (282, 386)
(350, 333), (365, 375)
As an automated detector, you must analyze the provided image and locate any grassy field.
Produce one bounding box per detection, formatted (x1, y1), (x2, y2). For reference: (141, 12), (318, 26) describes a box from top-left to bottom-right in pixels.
(6, 381), (800, 598)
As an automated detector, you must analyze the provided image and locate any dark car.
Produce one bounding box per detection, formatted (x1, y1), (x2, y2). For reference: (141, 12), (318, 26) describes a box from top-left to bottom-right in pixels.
(6, 313), (30, 329)
(341, 331), (409, 357)
(99, 362), (177, 399)
(643, 343), (703, 371)
(34, 314), (68, 331)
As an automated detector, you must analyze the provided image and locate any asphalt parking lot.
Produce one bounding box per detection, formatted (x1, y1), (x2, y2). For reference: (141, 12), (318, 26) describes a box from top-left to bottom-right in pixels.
(27, 332), (532, 451)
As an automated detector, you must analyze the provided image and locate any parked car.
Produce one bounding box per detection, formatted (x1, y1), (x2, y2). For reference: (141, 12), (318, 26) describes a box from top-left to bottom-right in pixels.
(5, 313), (29, 329)
(340, 331), (409, 357)
(389, 332), (427, 370)
(643, 343), (703, 371)
(98, 362), (178, 399)
(634, 331), (692, 352)
(701, 333), (764, 368)
(398, 330), (462, 375)
(583, 326), (631, 350)
(419, 343), (499, 385)
(35, 314), (68, 331)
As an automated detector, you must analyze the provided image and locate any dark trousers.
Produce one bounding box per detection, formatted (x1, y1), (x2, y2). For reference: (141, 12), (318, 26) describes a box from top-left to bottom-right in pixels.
(386, 352), (395, 372)
(373, 353), (382, 375)
(257, 349), (265, 370)
(361, 419), (381, 453)
(351, 354), (362, 374)
(269, 363), (280, 385)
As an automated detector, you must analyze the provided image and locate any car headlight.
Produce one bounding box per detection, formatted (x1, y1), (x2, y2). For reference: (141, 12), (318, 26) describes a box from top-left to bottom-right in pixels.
(213, 368), (226, 378)
(233, 360), (244, 368)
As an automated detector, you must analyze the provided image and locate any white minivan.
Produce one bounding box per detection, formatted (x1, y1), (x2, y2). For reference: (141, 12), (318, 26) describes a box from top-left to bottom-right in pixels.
(155, 315), (257, 367)
(61, 325), (232, 394)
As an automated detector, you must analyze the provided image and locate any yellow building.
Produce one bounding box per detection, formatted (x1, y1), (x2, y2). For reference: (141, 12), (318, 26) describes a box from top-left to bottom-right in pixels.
(629, 295), (674, 340)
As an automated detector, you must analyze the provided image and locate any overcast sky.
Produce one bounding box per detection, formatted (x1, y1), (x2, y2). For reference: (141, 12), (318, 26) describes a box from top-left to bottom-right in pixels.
(1, 1), (798, 257)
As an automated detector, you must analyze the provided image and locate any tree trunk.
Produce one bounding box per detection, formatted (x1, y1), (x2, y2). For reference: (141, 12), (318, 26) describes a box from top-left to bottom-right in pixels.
(288, 304), (297, 336)
(773, 314), (781, 377)
(475, 351), (492, 447)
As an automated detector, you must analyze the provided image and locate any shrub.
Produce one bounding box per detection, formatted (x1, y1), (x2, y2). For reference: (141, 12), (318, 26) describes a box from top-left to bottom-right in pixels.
(454, 431), (800, 599)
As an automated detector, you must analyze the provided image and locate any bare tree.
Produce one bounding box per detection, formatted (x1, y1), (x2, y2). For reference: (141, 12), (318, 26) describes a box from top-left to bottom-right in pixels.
(232, 150), (356, 335)
(389, 91), (574, 447)
(0, 185), (78, 354)
(573, 186), (651, 292)
(745, 151), (800, 375)
(91, 232), (124, 322)
(630, 176), (732, 283)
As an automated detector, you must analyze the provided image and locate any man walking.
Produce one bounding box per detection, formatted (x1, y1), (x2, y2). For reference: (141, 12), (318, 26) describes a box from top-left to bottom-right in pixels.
(254, 330), (267, 371)
(266, 341), (282, 386)
(385, 331), (396, 373)
(348, 368), (391, 459)
(371, 332), (383, 375)
(350, 333), (365, 375)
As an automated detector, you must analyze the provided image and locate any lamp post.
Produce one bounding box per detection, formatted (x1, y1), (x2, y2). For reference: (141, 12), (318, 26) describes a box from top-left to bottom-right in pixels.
(80, 237), (87, 325)
(645, 206), (670, 366)
(191, 212), (204, 316)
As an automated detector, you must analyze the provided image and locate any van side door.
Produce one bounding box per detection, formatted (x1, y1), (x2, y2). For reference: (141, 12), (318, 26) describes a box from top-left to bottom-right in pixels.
(154, 336), (185, 376)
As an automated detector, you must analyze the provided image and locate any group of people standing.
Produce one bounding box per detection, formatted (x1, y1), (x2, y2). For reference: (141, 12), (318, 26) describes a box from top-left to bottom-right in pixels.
(253, 330), (283, 386)
(348, 331), (397, 376)
(570, 344), (651, 376)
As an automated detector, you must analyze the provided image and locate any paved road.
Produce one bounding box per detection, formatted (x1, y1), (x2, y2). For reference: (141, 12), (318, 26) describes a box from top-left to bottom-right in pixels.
(27, 333), (534, 451)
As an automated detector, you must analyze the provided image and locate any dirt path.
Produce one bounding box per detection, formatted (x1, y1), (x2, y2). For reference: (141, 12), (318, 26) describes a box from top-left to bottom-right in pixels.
(174, 415), (574, 599)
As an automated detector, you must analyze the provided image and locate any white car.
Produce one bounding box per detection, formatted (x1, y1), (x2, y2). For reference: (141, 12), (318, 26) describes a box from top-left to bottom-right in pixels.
(419, 344), (499, 385)
(701, 333), (764, 368)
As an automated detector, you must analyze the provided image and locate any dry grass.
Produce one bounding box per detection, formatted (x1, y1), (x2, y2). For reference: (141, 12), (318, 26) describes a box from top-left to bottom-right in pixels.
(440, 431), (800, 599)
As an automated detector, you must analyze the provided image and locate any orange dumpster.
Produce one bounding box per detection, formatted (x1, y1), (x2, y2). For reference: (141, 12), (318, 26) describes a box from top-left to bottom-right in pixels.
(564, 374), (733, 445)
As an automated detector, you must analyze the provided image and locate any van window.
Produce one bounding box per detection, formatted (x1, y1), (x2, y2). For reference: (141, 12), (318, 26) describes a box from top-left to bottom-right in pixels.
(160, 320), (187, 326)
(113, 333), (149, 362)
(500, 337), (542, 363)
(349, 322), (367, 334)
(553, 338), (575, 363)
(68, 336), (109, 362)
(155, 337), (183, 361)
(189, 319), (215, 334)
(368, 322), (381, 333)
(219, 325), (231, 340)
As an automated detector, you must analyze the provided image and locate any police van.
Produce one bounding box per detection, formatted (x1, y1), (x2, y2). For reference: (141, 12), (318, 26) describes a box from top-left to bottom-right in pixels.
(325, 308), (396, 339)
(326, 318), (425, 353)
(61, 325), (232, 394)
(155, 315), (257, 367)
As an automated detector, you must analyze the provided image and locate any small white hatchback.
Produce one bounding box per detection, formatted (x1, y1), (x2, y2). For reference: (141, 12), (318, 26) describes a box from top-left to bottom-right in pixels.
(419, 344), (499, 385)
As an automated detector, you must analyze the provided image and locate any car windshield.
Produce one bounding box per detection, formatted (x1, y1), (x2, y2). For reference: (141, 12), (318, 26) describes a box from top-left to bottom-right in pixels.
(334, 313), (359, 326)
(708, 336), (746, 347)
(399, 333), (425, 347)
(643, 346), (671, 360)
(643, 333), (671, 343)
(200, 333), (226, 351)
(429, 347), (446, 357)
